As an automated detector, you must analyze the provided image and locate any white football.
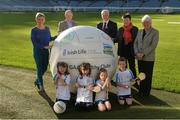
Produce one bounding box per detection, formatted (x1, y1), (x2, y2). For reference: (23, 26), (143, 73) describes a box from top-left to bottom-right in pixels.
(53, 101), (66, 114)
(50, 26), (118, 92)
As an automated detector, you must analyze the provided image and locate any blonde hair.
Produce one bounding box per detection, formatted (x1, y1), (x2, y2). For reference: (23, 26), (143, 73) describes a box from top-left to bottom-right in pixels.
(35, 12), (45, 19)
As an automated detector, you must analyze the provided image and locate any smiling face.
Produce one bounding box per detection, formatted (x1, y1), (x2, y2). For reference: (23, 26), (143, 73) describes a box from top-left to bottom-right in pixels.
(101, 11), (109, 22)
(35, 16), (45, 26)
(118, 61), (126, 71)
(142, 15), (152, 31)
(123, 17), (131, 27)
(65, 10), (73, 21)
(143, 20), (152, 30)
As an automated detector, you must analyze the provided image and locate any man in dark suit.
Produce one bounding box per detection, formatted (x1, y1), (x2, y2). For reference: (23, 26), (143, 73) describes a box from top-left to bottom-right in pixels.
(97, 10), (117, 42)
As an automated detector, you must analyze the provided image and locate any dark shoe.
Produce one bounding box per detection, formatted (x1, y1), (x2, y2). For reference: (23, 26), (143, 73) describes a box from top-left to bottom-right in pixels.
(34, 81), (44, 92)
(39, 85), (44, 92)
(34, 81), (39, 88)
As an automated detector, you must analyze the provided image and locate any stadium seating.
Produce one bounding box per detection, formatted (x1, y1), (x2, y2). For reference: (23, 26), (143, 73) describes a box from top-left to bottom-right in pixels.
(162, 0), (180, 7)
(69, 0), (80, 7)
(108, 1), (124, 7)
(90, 1), (107, 7)
(123, 0), (142, 7)
(139, 0), (162, 12)
(78, 1), (92, 7)
(0, 0), (180, 13)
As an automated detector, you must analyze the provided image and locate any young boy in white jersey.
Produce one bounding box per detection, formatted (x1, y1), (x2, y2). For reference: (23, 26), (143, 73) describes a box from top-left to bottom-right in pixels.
(75, 63), (94, 110)
(114, 57), (134, 105)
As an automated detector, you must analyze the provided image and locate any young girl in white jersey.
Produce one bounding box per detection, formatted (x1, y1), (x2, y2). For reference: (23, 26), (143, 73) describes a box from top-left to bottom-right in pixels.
(75, 62), (94, 110)
(95, 68), (112, 112)
(53, 62), (71, 106)
(114, 57), (134, 105)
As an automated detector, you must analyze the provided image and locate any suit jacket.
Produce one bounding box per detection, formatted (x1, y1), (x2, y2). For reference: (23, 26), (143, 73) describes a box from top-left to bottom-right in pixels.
(134, 27), (159, 61)
(116, 26), (138, 58)
(97, 20), (117, 41)
(58, 20), (77, 33)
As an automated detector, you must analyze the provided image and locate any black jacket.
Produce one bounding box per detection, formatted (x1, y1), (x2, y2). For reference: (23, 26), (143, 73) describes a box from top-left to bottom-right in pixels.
(115, 26), (138, 59)
(97, 20), (117, 40)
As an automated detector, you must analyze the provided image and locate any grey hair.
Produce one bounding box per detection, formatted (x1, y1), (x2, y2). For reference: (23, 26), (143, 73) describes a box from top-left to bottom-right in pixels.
(142, 15), (152, 23)
(35, 12), (45, 19)
(101, 9), (109, 15)
(65, 10), (72, 15)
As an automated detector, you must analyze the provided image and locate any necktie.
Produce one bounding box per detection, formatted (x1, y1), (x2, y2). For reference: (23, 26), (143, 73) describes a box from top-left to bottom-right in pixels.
(103, 22), (107, 31)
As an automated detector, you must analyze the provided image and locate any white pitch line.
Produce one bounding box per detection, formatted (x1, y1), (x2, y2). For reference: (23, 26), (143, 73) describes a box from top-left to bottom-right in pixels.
(133, 18), (165, 21)
(168, 22), (180, 24)
(131, 106), (180, 110)
(153, 19), (165, 21)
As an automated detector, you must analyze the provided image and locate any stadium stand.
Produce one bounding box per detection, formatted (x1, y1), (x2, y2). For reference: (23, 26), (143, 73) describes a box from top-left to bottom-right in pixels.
(162, 0), (180, 7)
(108, 0), (124, 7)
(90, 0), (107, 7)
(69, 0), (80, 7)
(78, 1), (92, 7)
(0, 0), (179, 13)
(140, 0), (162, 12)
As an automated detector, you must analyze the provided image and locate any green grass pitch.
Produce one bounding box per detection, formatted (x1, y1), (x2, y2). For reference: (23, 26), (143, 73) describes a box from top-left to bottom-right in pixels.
(0, 12), (180, 119)
(0, 12), (179, 93)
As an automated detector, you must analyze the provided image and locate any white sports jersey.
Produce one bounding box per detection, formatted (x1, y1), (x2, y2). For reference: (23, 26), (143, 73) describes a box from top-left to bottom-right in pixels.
(76, 75), (93, 103)
(55, 74), (71, 100)
(114, 69), (134, 96)
(95, 80), (109, 101)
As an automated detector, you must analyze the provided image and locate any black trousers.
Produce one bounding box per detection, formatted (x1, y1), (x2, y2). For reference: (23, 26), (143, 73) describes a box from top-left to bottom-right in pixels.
(33, 48), (49, 86)
(75, 102), (93, 111)
(128, 58), (137, 78)
(138, 60), (154, 96)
